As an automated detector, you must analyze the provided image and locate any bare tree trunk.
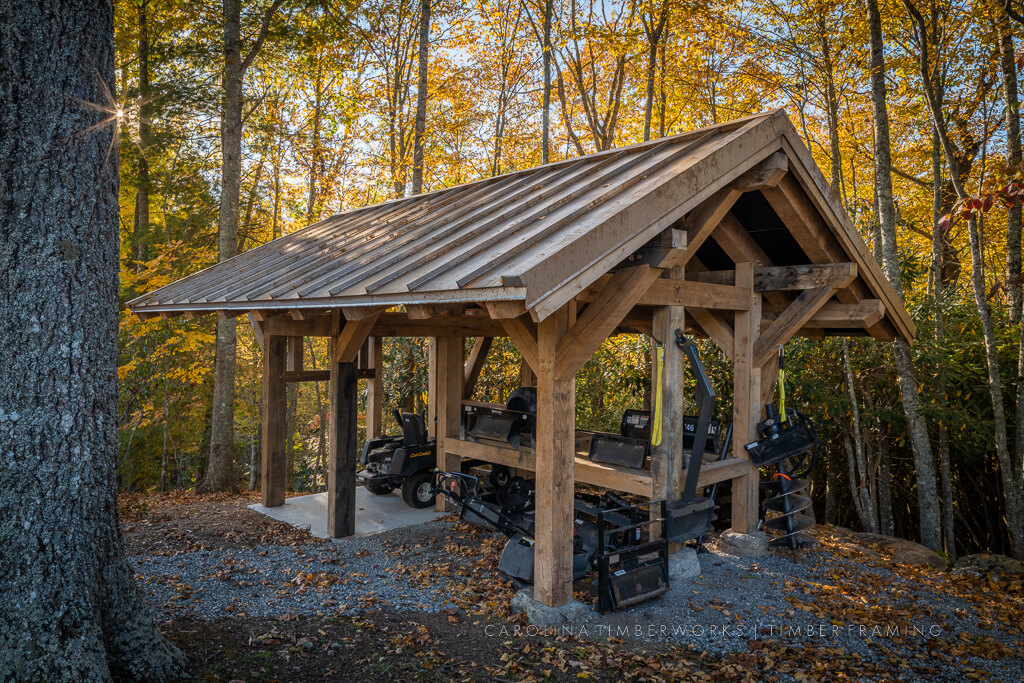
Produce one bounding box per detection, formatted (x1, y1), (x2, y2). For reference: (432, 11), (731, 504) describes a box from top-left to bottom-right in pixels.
(843, 340), (878, 533)
(307, 59), (323, 221)
(932, 125), (957, 558)
(543, 0), (553, 162)
(824, 449), (838, 524)
(843, 431), (869, 530)
(877, 432), (895, 535)
(134, 0), (152, 267)
(998, 10), (1023, 324)
(658, 30), (667, 138)
(0, 1), (185, 676)
(411, 0), (430, 194)
(201, 0), (281, 493)
(903, 0), (1024, 558)
(819, 16), (842, 196)
(868, 0), (941, 549)
(642, 0), (668, 142)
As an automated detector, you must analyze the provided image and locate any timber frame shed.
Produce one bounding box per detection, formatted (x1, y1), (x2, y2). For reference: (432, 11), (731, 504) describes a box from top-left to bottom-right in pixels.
(129, 110), (914, 608)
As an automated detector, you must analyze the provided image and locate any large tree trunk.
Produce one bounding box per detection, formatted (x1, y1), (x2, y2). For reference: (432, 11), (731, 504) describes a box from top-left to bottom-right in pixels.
(411, 0), (430, 194)
(200, 0), (244, 493)
(867, 0), (942, 550)
(0, 1), (184, 678)
(200, 0), (281, 492)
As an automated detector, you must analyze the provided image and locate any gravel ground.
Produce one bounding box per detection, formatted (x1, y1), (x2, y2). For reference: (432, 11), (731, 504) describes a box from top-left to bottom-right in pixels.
(133, 519), (466, 620)
(131, 515), (1023, 681)
(568, 541), (1023, 681)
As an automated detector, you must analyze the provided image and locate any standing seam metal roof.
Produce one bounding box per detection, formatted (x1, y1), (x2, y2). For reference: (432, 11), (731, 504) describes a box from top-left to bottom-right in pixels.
(128, 113), (771, 313)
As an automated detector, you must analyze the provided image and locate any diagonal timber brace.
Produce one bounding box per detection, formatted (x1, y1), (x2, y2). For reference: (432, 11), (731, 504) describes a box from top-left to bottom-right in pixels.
(754, 286), (835, 366)
(555, 265), (662, 380)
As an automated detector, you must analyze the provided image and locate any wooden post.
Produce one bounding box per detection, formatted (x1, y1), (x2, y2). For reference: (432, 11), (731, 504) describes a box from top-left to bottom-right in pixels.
(427, 338), (437, 435)
(287, 336), (303, 372)
(328, 338), (358, 538)
(434, 336), (464, 511)
(651, 306), (687, 502)
(261, 334), (287, 507)
(364, 337), (384, 438)
(731, 262), (762, 534)
(534, 304), (575, 607)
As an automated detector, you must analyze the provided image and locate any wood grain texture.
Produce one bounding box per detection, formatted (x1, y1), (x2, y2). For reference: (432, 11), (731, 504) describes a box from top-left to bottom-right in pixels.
(261, 335), (287, 507)
(534, 305), (575, 607)
(327, 349), (357, 538)
(730, 263), (761, 534)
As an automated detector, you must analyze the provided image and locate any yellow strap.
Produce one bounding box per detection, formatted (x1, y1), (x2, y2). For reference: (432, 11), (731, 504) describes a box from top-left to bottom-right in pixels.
(651, 346), (664, 446)
(778, 367), (786, 423)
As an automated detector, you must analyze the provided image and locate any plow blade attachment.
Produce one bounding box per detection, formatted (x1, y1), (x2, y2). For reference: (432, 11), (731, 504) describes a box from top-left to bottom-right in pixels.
(665, 496), (715, 544)
(609, 561), (670, 610)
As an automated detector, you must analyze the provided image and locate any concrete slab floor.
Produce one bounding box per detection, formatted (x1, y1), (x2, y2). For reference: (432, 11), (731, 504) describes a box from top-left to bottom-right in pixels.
(248, 486), (447, 540)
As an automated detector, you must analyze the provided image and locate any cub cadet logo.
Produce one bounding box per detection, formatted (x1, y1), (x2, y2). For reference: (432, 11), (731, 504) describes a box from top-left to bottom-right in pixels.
(409, 450), (431, 458)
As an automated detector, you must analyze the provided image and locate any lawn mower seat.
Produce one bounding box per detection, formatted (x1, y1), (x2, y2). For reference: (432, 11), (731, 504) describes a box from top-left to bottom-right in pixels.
(400, 412), (428, 446)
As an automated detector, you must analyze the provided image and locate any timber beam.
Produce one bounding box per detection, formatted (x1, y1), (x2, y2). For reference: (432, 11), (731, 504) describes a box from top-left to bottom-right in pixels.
(689, 262), (857, 292)
(676, 185), (744, 267)
(463, 336), (493, 399)
(502, 315), (540, 373)
(754, 286), (836, 366)
(730, 150), (788, 191)
(578, 274), (750, 310)
(688, 308), (735, 360)
(334, 311), (381, 363)
(763, 300), (885, 329)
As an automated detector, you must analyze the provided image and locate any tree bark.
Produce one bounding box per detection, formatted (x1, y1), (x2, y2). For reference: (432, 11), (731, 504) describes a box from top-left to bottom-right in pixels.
(134, 0), (152, 268)
(819, 16), (843, 197)
(200, 0), (281, 492)
(843, 340), (878, 533)
(932, 123), (957, 558)
(642, 0), (668, 142)
(542, 0), (552, 162)
(998, 10), (1023, 324)
(411, 0), (430, 194)
(867, 0), (942, 550)
(0, 1), (185, 678)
